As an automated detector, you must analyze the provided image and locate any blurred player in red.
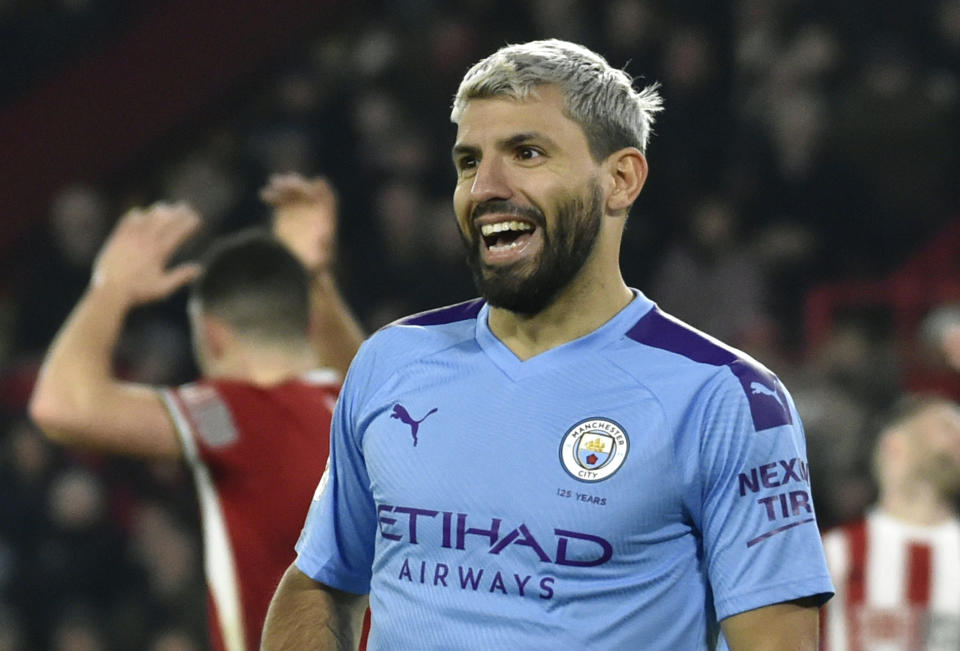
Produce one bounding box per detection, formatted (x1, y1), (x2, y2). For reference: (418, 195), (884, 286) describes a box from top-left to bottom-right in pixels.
(29, 174), (367, 651)
(820, 395), (960, 649)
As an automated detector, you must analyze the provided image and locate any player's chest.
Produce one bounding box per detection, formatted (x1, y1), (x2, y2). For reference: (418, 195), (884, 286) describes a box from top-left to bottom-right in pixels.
(359, 365), (686, 524)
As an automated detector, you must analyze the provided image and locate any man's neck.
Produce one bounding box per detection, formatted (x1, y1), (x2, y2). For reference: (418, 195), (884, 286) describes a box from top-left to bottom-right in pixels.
(487, 274), (633, 361)
(206, 344), (319, 387)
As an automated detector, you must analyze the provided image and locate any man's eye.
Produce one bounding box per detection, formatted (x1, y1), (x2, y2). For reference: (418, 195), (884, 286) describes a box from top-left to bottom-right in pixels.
(517, 146), (543, 160)
(457, 157), (478, 171)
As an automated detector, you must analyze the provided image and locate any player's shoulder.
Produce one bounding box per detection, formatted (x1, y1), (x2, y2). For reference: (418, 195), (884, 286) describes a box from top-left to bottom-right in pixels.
(619, 305), (764, 374)
(338, 298), (484, 407)
(164, 379), (242, 450)
(617, 305), (776, 385)
(359, 298), (484, 363)
(175, 372), (338, 406)
(615, 303), (793, 431)
(168, 378), (229, 410)
(392, 297), (486, 329)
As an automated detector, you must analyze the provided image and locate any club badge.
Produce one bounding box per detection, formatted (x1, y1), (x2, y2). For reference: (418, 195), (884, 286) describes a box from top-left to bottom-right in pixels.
(559, 418), (629, 482)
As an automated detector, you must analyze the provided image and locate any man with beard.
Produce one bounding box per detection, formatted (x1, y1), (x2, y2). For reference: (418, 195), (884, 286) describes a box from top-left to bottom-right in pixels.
(262, 40), (833, 650)
(821, 395), (960, 649)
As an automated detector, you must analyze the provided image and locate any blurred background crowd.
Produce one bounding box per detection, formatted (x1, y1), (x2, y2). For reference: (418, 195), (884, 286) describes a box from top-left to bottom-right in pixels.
(0, 0), (958, 648)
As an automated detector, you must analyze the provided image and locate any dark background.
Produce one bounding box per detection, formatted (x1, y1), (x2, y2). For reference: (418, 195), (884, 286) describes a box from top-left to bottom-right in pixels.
(1, 1), (958, 648)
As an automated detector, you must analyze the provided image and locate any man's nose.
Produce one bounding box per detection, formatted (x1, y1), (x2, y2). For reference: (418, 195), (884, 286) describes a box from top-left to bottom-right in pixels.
(470, 157), (512, 203)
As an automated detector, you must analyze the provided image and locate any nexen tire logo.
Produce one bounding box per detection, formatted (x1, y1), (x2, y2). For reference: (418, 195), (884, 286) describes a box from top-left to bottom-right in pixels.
(377, 504), (613, 567)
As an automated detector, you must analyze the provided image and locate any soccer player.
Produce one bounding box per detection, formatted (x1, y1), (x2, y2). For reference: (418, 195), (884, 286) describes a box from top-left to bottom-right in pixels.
(28, 175), (365, 651)
(262, 40), (833, 649)
(821, 395), (960, 649)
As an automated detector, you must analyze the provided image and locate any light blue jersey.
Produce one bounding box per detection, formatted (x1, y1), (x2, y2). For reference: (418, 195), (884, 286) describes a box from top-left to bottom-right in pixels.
(296, 291), (833, 649)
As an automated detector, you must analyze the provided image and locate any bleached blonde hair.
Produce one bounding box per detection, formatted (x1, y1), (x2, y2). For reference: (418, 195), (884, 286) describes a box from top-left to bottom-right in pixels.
(451, 39), (663, 158)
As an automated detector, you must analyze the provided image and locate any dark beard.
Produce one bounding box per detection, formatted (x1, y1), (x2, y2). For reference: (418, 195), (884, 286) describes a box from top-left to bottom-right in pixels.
(461, 181), (603, 315)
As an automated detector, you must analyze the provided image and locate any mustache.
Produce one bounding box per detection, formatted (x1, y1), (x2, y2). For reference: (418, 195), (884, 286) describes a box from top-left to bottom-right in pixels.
(471, 200), (545, 227)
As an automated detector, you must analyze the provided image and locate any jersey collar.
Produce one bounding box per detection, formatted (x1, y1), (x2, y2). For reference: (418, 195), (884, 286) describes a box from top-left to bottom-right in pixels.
(475, 289), (656, 379)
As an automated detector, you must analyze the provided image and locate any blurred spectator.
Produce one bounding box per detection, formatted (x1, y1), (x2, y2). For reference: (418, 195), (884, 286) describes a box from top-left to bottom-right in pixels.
(129, 502), (202, 605)
(149, 626), (205, 651)
(920, 303), (960, 374)
(48, 184), (110, 271)
(14, 184), (111, 354)
(910, 303), (960, 401)
(50, 605), (106, 651)
(650, 196), (768, 347)
(163, 151), (242, 235)
(0, 603), (25, 651)
(821, 395), (960, 649)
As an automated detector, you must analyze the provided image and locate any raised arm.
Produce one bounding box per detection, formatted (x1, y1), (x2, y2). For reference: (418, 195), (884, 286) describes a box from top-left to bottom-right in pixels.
(720, 596), (821, 650)
(261, 173), (365, 377)
(260, 563), (368, 650)
(28, 203), (202, 458)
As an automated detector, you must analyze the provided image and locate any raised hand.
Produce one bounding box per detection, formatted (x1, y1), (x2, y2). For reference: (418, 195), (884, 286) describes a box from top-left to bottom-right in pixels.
(260, 173), (338, 273)
(92, 202), (203, 306)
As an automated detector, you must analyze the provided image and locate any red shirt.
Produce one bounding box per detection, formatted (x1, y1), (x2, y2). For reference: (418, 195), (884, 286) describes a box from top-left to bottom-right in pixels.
(162, 370), (339, 651)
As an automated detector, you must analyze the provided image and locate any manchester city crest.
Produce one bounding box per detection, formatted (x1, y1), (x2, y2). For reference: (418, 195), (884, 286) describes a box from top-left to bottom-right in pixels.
(559, 418), (629, 482)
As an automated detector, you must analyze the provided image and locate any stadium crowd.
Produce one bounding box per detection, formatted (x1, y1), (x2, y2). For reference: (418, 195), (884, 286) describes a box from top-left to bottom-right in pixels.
(1, 0), (958, 648)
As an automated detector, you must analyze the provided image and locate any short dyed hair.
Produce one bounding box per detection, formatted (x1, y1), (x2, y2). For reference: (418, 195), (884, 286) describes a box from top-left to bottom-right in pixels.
(451, 39), (663, 159)
(191, 230), (310, 346)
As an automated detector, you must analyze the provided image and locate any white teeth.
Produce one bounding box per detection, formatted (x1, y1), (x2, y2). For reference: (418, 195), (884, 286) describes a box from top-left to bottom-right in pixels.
(480, 220), (534, 237)
(489, 239), (525, 251)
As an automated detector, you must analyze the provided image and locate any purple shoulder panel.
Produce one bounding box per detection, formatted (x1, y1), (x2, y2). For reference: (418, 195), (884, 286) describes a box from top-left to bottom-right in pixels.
(625, 307), (792, 432)
(398, 298), (485, 327)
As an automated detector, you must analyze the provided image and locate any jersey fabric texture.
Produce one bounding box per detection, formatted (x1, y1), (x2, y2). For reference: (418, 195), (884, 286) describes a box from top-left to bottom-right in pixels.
(162, 370), (340, 651)
(821, 509), (960, 650)
(296, 291), (834, 650)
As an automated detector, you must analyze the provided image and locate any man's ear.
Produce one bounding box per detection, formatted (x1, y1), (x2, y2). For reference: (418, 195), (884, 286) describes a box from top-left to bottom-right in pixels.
(604, 148), (648, 215)
(200, 313), (234, 360)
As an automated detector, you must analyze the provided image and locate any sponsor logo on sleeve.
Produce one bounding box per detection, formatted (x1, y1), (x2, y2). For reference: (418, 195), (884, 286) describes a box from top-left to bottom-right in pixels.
(737, 457), (816, 546)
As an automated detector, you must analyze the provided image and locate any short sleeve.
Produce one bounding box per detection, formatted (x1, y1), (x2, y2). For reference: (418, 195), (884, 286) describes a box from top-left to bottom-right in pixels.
(295, 353), (378, 595)
(695, 371), (834, 620)
(161, 382), (238, 465)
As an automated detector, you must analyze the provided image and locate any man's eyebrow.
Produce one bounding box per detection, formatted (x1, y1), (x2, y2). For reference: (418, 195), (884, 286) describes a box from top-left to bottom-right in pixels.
(501, 132), (556, 149)
(452, 143), (478, 159)
(453, 132), (557, 158)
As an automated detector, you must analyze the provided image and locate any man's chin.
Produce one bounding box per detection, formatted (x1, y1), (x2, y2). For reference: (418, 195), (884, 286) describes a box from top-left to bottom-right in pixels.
(476, 278), (559, 315)
(475, 260), (528, 290)
(483, 294), (547, 315)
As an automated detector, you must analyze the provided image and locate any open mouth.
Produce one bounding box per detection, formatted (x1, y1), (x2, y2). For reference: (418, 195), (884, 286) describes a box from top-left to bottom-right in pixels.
(480, 219), (536, 253)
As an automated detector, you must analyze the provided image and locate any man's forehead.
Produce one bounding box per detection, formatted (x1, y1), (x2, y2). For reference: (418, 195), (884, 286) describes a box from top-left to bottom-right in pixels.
(458, 85), (563, 118)
(454, 90), (581, 146)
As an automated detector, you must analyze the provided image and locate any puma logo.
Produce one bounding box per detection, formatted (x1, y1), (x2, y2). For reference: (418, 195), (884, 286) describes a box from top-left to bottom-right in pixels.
(750, 381), (784, 408)
(391, 404), (438, 447)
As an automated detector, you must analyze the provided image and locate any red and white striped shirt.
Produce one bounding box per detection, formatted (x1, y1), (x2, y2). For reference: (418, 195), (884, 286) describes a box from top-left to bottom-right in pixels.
(821, 509), (960, 650)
